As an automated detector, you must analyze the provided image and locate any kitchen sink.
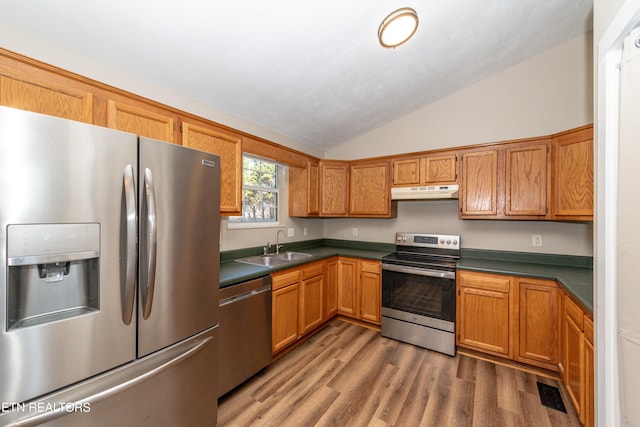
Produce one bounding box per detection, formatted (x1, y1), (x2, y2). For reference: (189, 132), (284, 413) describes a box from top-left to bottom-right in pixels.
(234, 251), (313, 267)
(274, 251), (313, 261)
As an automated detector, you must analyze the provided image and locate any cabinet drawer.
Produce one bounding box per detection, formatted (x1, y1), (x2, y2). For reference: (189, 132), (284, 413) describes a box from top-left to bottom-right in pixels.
(565, 296), (584, 330)
(359, 259), (381, 274)
(458, 270), (512, 292)
(271, 269), (300, 290)
(301, 262), (324, 280)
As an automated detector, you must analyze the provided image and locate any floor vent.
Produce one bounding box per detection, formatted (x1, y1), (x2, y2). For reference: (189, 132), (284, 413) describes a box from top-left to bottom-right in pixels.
(536, 382), (567, 413)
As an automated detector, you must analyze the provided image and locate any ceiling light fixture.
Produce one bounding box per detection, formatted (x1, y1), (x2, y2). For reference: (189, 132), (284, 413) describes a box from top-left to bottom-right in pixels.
(378, 7), (419, 48)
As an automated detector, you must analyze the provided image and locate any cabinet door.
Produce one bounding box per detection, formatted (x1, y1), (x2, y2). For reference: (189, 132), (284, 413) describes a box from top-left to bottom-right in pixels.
(349, 160), (392, 217)
(563, 303), (585, 422)
(504, 142), (550, 217)
(289, 160), (319, 217)
(552, 126), (594, 220)
(308, 161), (319, 215)
(106, 99), (175, 143)
(300, 274), (323, 335)
(392, 157), (421, 185)
(457, 271), (514, 358)
(517, 280), (559, 369)
(182, 122), (242, 215)
(423, 153), (457, 184)
(337, 258), (357, 316)
(325, 258), (339, 319)
(272, 284), (299, 353)
(319, 161), (349, 216)
(460, 149), (499, 217)
(0, 74), (93, 123)
(359, 260), (381, 324)
(583, 316), (594, 427)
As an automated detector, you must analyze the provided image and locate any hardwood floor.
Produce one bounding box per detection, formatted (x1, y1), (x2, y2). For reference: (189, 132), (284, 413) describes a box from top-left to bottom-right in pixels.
(218, 319), (582, 427)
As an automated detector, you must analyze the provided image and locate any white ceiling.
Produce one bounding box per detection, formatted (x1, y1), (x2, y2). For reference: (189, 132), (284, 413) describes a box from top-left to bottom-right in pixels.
(0, 1), (592, 150)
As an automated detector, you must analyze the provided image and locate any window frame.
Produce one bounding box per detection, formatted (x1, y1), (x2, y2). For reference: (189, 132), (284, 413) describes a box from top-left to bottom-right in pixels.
(227, 154), (284, 229)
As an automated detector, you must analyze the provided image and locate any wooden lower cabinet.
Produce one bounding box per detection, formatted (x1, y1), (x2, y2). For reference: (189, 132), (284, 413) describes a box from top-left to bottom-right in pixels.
(458, 270), (593, 425)
(359, 260), (381, 324)
(583, 316), (594, 427)
(300, 262), (324, 335)
(271, 270), (300, 354)
(272, 257), (381, 355)
(271, 260), (328, 354)
(337, 257), (381, 325)
(324, 257), (339, 319)
(337, 258), (358, 316)
(456, 270), (515, 358)
(517, 278), (560, 370)
(563, 294), (594, 427)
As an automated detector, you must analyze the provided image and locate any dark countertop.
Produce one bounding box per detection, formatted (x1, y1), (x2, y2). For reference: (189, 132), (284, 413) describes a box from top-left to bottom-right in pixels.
(457, 249), (594, 314)
(219, 239), (394, 288)
(219, 240), (594, 315)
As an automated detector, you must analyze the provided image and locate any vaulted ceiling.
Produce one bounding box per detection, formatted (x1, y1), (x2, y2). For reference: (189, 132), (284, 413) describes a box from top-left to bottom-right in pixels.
(0, 1), (593, 150)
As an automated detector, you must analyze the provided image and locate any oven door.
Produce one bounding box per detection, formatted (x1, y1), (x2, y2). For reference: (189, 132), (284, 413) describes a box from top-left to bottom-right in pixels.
(381, 264), (455, 326)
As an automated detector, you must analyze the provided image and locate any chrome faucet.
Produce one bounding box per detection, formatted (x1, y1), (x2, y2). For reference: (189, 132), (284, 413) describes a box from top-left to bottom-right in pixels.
(276, 229), (286, 254)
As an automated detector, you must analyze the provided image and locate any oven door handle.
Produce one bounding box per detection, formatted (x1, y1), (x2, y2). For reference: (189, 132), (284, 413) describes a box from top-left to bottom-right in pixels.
(382, 263), (455, 280)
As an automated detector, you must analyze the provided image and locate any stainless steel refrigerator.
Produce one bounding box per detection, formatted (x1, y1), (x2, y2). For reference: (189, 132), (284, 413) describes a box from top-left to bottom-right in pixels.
(0, 106), (220, 426)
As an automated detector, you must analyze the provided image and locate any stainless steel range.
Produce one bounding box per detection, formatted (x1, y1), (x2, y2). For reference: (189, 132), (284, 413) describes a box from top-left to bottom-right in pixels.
(381, 232), (460, 356)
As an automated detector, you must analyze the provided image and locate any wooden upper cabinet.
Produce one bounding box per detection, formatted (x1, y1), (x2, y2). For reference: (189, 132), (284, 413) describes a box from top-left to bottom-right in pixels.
(460, 148), (499, 217)
(552, 125), (594, 220)
(289, 159), (319, 217)
(319, 161), (349, 217)
(349, 160), (396, 217)
(504, 141), (550, 218)
(392, 152), (457, 186)
(106, 99), (176, 143)
(0, 74), (93, 123)
(392, 157), (421, 186)
(181, 121), (242, 216)
(461, 140), (550, 220)
(424, 153), (458, 184)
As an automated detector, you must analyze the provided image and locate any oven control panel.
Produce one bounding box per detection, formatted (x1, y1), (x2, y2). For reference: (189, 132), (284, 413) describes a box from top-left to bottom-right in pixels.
(395, 233), (460, 250)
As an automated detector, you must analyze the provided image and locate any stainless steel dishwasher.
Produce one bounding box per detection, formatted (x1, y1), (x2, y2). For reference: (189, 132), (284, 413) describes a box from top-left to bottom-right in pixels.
(217, 275), (272, 397)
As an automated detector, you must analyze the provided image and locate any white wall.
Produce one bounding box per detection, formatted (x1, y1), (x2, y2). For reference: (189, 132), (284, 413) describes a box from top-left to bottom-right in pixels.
(325, 32), (593, 160)
(323, 201), (593, 256)
(323, 32), (594, 256)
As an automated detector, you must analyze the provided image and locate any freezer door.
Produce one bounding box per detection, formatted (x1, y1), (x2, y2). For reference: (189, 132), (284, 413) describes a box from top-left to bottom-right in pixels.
(0, 326), (218, 427)
(0, 107), (137, 404)
(137, 137), (220, 357)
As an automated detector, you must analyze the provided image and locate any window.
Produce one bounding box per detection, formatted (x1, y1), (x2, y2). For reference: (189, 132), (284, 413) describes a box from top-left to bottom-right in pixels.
(229, 155), (280, 226)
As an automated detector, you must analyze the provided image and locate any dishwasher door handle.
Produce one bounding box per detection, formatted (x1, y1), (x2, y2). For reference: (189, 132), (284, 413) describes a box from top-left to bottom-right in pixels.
(219, 284), (271, 307)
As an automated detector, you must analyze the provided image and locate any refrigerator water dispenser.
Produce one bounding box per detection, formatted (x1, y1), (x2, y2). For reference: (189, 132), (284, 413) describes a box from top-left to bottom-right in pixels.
(6, 223), (100, 330)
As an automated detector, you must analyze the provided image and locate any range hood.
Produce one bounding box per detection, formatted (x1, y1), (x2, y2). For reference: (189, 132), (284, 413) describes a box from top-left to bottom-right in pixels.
(391, 184), (459, 200)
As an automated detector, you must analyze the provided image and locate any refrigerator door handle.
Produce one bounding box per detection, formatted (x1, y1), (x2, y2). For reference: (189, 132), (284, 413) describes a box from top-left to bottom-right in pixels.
(4, 333), (215, 427)
(122, 164), (137, 325)
(142, 168), (158, 320)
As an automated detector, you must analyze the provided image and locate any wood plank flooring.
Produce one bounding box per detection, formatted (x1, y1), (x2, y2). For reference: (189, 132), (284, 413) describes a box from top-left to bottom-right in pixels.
(218, 319), (582, 427)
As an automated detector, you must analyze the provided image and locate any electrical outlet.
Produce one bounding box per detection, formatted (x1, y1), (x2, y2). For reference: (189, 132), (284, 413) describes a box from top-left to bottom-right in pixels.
(303, 227), (308, 236)
(352, 228), (358, 236)
(287, 228), (294, 237)
(532, 234), (543, 247)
